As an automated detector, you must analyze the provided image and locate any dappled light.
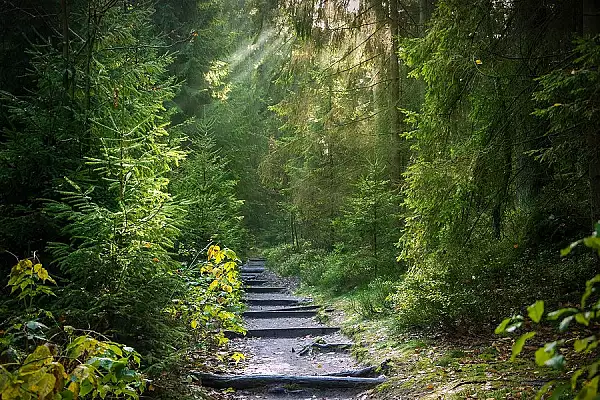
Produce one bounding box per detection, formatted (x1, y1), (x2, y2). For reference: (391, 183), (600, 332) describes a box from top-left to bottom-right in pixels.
(1, 0), (600, 399)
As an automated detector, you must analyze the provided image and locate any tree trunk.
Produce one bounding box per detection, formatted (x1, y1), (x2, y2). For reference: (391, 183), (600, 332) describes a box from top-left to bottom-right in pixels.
(583, 0), (600, 224)
(388, 0), (404, 181)
(192, 372), (386, 389)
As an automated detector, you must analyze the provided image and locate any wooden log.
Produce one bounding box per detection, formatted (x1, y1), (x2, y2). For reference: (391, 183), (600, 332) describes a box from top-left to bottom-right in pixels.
(328, 366), (377, 378)
(192, 372), (385, 389)
(246, 299), (304, 306)
(243, 310), (317, 318)
(298, 342), (353, 356)
(245, 286), (286, 293)
(243, 279), (269, 286)
(225, 326), (340, 338)
(240, 267), (266, 273)
(267, 304), (320, 312)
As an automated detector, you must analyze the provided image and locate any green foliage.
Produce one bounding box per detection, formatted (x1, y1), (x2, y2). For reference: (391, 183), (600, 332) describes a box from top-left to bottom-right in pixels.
(333, 162), (402, 277)
(497, 224), (600, 399)
(1, 340), (144, 400)
(532, 36), (600, 166)
(387, 1), (596, 330)
(170, 124), (246, 253)
(29, 4), (190, 353)
(168, 245), (246, 347)
(8, 259), (56, 303)
(265, 243), (395, 295)
(349, 279), (396, 319)
(1, 260), (145, 400)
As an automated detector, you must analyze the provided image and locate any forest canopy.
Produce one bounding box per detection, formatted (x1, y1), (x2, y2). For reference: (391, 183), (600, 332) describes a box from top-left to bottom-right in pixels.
(1, 0), (599, 398)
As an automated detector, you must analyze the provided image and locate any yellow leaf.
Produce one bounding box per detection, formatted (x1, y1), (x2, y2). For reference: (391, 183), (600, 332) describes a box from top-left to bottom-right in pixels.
(208, 280), (219, 291)
(475, 59), (482, 65)
(218, 336), (229, 346)
(222, 284), (233, 293)
(33, 264), (42, 273)
(22, 346), (52, 372)
(67, 381), (79, 396)
(230, 352), (245, 364)
(37, 268), (49, 281)
(191, 320), (198, 329)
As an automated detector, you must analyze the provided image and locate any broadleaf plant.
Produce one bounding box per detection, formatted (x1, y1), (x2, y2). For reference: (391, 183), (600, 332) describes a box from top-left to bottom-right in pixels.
(496, 222), (600, 398)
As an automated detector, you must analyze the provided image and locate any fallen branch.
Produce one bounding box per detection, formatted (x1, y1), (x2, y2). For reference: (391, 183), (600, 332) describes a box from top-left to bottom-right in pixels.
(192, 372), (386, 389)
(298, 342), (353, 356)
(327, 366), (377, 377)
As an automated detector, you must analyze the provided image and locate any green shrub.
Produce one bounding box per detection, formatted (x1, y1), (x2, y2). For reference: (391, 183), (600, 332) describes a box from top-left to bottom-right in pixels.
(391, 239), (595, 330)
(350, 278), (396, 318)
(1, 259), (145, 400)
(497, 223), (600, 399)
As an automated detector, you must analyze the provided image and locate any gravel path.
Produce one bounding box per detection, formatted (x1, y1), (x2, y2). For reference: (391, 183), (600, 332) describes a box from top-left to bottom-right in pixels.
(227, 260), (377, 400)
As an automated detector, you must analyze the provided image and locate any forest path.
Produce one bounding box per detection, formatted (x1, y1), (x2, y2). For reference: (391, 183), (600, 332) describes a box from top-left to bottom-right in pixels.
(206, 259), (385, 399)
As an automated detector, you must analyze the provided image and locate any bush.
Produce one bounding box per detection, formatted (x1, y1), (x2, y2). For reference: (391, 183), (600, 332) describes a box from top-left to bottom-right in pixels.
(497, 223), (600, 399)
(1, 258), (145, 400)
(390, 239), (595, 331)
(350, 278), (396, 319)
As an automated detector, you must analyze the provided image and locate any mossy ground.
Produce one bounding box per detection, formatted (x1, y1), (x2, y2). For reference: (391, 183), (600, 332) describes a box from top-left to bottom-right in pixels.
(300, 288), (568, 399)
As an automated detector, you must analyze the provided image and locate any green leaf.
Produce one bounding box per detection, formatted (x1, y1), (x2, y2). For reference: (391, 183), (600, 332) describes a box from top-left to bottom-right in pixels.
(575, 312), (592, 326)
(548, 382), (569, 399)
(527, 300), (544, 323)
(535, 341), (559, 366)
(588, 361), (599, 379)
(79, 378), (94, 397)
(59, 390), (75, 400)
(545, 354), (565, 370)
(495, 318), (512, 334)
(223, 248), (237, 261)
(561, 239), (582, 256)
(572, 368), (585, 389)
(22, 345), (52, 372)
(574, 336), (596, 353)
(583, 236), (600, 252)
(511, 331), (536, 361)
(576, 375), (599, 400)
(535, 346), (553, 366)
(547, 308), (578, 320)
(559, 315), (574, 332)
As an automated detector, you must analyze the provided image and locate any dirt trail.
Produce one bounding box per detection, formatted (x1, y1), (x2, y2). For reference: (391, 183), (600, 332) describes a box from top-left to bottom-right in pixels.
(225, 259), (383, 400)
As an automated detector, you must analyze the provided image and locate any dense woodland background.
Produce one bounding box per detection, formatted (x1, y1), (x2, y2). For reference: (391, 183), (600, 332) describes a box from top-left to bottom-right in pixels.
(1, 0), (600, 398)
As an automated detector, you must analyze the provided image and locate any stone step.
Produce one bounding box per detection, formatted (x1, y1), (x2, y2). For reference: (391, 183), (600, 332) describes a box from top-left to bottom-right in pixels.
(267, 304), (321, 312)
(243, 310), (318, 318)
(243, 279), (269, 286)
(226, 326), (340, 338)
(240, 267), (266, 274)
(245, 286), (286, 293)
(246, 298), (306, 307)
(192, 372), (385, 389)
